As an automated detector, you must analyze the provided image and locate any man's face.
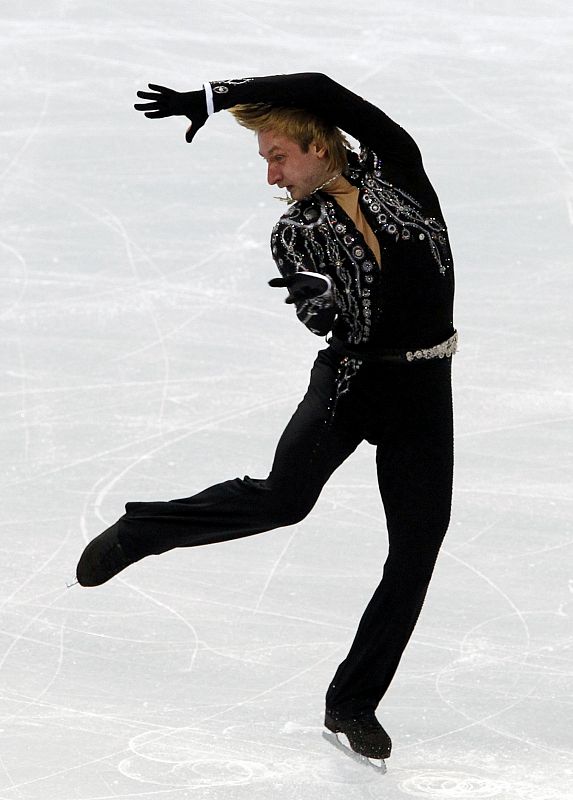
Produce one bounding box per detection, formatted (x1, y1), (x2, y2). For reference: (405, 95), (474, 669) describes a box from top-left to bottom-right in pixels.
(258, 130), (330, 202)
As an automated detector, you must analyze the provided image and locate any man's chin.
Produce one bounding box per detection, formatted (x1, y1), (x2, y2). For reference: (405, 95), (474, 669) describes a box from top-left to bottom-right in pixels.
(290, 188), (310, 201)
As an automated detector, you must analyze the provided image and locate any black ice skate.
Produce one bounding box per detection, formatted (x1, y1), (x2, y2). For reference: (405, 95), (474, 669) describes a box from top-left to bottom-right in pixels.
(324, 710), (392, 763)
(76, 522), (138, 586)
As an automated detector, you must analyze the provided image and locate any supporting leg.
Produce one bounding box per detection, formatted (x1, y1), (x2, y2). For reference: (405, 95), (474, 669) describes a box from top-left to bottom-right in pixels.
(325, 359), (454, 718)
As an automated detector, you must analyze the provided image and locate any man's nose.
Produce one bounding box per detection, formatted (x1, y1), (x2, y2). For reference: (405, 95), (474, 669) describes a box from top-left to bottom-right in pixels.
(267, 164), (281, 185)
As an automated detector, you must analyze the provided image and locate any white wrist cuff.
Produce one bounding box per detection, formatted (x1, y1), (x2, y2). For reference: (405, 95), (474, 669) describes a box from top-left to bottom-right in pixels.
(203, 82), (214, 116)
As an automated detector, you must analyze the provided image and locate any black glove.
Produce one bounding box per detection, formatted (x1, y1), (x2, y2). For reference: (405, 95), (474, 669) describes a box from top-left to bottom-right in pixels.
(269, 272), (336, 336)
(269, 272), (332, 304)
(134, 84), (208, 143)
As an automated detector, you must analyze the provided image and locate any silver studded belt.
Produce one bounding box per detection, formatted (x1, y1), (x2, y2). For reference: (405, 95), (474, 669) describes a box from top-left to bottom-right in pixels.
(328, 331), (458, 363)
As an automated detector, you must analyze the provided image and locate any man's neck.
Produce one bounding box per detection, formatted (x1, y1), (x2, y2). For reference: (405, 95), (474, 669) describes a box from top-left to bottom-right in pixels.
(320, 174), (354, 195)
(313, 171), (343, 194)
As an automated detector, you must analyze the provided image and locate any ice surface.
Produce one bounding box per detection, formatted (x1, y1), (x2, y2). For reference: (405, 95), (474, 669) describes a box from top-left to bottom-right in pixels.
(1, 0), (572, 797)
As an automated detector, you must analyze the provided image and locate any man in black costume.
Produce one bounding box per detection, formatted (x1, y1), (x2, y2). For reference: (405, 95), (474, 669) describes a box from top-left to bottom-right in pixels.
(77, 73), (457, 762)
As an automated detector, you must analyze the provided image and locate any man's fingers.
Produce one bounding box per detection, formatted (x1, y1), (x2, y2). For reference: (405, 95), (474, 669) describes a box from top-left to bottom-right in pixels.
(144, 110), (170, 119)
(285, 289), (316, 304)
(147, 83), (172, 93)
(136, 91), (162, 101)
(134, 102), (161, 111)
(185, 119), (203, 142)
(285, 291), (315, 304)
(268, 277), (289, 288)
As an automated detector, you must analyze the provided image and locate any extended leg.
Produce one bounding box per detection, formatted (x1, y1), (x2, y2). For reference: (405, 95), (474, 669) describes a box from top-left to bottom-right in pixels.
(77, 348), (361, 585)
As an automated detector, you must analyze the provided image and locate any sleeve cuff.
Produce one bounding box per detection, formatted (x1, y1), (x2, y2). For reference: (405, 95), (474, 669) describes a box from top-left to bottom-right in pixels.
(203, 81), (214, 116)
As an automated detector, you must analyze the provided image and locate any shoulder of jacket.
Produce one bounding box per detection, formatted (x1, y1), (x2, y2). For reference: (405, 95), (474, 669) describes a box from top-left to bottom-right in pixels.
(273, 197), (327, 232)
(345, 147), (369, 176)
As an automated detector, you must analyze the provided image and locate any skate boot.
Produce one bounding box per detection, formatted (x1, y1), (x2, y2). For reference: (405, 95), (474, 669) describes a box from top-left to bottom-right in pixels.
(76, 522), (138, 587)
(324, 709), (392, 760)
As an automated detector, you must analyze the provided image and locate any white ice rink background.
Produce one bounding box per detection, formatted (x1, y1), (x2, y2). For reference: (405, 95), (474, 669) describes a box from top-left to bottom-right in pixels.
(1, 1), (572, 797)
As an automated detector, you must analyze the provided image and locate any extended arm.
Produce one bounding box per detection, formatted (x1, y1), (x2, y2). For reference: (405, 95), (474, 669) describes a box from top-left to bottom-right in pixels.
(135, 73), (421, 164)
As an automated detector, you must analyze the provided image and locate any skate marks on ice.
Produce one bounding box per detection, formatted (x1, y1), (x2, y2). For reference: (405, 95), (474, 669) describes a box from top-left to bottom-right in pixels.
(398, 770), (508, 798)
(118, 725), (387, 787)
(398, 769), (573, 800)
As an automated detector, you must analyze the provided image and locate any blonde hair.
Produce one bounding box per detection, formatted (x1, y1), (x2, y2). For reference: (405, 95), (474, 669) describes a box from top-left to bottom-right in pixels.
(229, 103), (350, 173)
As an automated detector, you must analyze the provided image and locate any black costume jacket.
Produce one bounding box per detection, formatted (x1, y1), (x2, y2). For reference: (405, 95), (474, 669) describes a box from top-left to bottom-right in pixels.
(208, 73), (455, 355)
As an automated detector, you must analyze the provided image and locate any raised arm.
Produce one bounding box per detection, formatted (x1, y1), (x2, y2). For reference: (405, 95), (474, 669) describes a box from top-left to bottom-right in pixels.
(135, 72), (421, 166)
(208, 73), (421, 165)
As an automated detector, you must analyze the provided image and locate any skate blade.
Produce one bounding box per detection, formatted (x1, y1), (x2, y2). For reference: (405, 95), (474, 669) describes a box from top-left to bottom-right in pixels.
(322, 731), (387, 773)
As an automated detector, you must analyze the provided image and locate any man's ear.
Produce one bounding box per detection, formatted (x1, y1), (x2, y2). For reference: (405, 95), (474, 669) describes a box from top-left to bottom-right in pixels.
(312, 141), (328, 160)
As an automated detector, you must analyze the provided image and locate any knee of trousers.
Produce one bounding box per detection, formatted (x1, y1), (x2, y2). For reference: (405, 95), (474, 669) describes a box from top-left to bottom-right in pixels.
(270, 499), (316, 528)
(263, 486), (318, 528)
(384, 534), (447, 586)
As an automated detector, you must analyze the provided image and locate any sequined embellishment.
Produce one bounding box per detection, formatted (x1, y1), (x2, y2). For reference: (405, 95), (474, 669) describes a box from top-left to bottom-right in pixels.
(270, 143), (454, 348)
(406, 331), (458, 362)
(328, 356), (363, 425)
(304, 207), (320, 222)
(360, 153), (452, 273)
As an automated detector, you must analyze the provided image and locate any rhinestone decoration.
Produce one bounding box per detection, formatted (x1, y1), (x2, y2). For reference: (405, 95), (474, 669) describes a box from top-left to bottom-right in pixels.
(303, 207), (320, 222)
(269, 141), (453, 348)
(406, 332), (458, 361)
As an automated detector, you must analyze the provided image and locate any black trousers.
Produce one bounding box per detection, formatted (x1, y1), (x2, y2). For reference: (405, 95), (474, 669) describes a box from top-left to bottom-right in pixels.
(116, 346), (454, 719)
